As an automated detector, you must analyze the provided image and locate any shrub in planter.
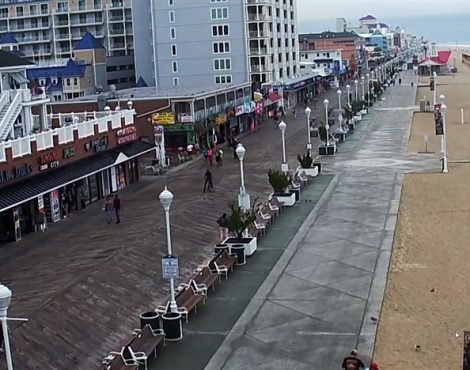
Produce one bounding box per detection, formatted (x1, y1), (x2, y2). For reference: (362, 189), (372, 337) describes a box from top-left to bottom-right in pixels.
(297, 150), (313, 168)
(227, 202), (257, 239)
(268, 169), (290, 194)
(344, 105), (353, 120)
(318, 125), (327, 144)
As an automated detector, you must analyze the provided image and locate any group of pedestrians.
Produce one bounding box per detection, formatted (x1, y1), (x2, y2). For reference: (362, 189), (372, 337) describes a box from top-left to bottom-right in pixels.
(103, 194), (122, 224)
(203, 146), (224, 166)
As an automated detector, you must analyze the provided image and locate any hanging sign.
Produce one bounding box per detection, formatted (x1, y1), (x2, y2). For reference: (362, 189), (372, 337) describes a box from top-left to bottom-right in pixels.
(152, 112), (175, 125)
(434, 104), (443, 136)
(117, 126), (137, 144)
(235, 105), (245, 116)
(162, 256), (179, 279)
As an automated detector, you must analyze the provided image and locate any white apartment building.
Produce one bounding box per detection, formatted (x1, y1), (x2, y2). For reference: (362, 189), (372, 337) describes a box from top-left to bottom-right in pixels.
(0, 0), (135, 89)
(132, 0), (300, 90)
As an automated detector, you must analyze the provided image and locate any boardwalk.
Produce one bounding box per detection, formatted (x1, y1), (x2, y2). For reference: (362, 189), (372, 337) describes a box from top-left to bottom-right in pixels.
(0, 87), (341, 370)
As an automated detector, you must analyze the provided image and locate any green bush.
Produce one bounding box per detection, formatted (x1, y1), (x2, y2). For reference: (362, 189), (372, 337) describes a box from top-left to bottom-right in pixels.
(268, 169), (290, 194)
(227, 202), (257, 239)
(297, 150), (313, 168)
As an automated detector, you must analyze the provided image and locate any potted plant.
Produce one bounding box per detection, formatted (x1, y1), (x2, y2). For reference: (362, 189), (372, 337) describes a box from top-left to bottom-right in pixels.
(268, 169), (295, 206)
(223, 202), (258, 257)
(297, 150), (318, 177)
(318, 125), (336, 156)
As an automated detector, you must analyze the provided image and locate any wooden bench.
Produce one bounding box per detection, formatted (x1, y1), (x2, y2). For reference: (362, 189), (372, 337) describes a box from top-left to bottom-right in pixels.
(175, 285), (205, 323)
(103, 355), (138, 370)
(102, 334), (138, 369)
(131, 324), (165, 360)
(194, 266), (218, 292)
(269, 197), (283, 215)
(216, 250), (237, 273)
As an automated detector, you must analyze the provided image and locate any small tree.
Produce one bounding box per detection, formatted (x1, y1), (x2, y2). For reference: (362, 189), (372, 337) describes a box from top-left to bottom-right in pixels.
(297, 150), (313, 168)
(268, 169), (290, 194)
(227, 202), (256, 239)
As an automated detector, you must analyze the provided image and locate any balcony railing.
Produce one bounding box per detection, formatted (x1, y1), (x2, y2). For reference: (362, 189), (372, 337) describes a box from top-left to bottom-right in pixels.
(247, 14), (270, 21)
(249, 47), (269, 55)
(248, 30), (272, 38)
(246, 0), (270, 3)
(0, 108), (135, 161)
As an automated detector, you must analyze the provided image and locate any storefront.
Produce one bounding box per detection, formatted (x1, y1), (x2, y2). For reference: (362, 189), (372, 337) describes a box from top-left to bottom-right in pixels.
(0, 141), (155, 243)
(151, 112), (195, 151)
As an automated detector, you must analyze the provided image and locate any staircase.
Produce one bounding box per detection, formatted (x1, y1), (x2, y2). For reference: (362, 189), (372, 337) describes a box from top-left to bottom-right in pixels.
(0, 91), (23, 142)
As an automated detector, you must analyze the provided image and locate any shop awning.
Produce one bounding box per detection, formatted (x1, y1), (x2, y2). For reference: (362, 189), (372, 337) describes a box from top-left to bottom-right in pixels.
(0, 141), (155, 212)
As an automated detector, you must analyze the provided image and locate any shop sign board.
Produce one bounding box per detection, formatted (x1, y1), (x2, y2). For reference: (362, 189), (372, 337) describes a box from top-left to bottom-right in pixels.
(162, 255), (179, 279)
(0, 164), (33, 184)
(179, 114), (193, 123)
(85, 136), (109, 152)
(39, 151), (60, 171)
(235, 105), (245, 116)
(152, 112), (175, 125)
(37, 195), (44, 211)
(63, 147), (76, 159)
(117, 126), (137, 145)
(50, 190), (61, 223)
(215, 114), (227, 125)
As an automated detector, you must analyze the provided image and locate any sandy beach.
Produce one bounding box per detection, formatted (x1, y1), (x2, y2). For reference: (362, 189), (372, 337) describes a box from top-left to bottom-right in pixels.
(374, 53), (470, 369)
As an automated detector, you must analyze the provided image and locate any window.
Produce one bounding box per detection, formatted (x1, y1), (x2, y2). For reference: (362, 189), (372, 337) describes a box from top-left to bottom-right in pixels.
(169, 10), (175, 23)
(0, 8), (8, 18)
(168, 0), (174, 5)
(210, 7), (228, 20)
(39, 78), (45, 86)
(212, 24), (229, 37)
(213, 58), (231, 71)
(212, 41), (230, 54)
(51, 77), (58, 85)
(73, 78), (78, 85)
(40, 3), (48, 14)
(29, 4), (37, 15)
(16, 6), (23, 16)
(214, 75), (232, 84)
(66, 78), (71, 86)
(172, 61), (178, 73)
(173, 77), (179, 86)
(170, 27), (176, 39)
(171, 44), (177, 56)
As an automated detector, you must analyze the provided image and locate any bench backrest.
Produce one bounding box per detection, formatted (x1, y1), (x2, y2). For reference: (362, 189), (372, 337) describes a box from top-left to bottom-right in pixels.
(176, 286), (196, 305)
(270, 197), (282, 208)
(131, 325), (155, 354)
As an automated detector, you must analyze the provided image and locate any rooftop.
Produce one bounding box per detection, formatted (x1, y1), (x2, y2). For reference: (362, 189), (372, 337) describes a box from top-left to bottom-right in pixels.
(360, 14), (377, 21)
(299, 31), (359, 42)
(0, 32), (18, 44)
(27, 59), (89, 79)
(0, 49), (33, 68)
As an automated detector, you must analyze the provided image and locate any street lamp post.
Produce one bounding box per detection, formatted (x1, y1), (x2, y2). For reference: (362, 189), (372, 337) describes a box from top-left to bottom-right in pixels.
(433, 71), (437, 107)
(305, 106), (312, 150)
(440, 95), (448, 173)
(0, 283), (13, 370)
(337, 89), (342, 110)
(236, 143), (250, 211)
(361, 76), (365, 100)
(278, 121), (288, 173)
(354, 79), (358, 102)
(366, 73), (370, 107)
(346, 84), (351, 108)
(323, 99), (330, 147)
(159, 187), (177, 313)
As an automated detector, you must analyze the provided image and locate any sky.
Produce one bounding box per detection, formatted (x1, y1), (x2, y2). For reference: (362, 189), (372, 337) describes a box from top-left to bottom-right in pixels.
(296, 0), (470, 21)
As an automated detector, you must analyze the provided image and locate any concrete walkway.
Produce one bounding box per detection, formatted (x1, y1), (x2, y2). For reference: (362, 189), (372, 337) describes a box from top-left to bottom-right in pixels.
(204, 72), (437, 370)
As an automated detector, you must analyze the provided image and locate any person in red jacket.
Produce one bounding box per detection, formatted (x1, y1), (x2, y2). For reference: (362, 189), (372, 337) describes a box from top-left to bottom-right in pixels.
(342, 350), (365, 370)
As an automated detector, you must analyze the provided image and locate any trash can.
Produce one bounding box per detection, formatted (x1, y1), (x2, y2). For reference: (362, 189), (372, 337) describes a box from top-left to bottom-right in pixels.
(214, 243), (228, 254)
(140, 311), (160, 331)
(162, 312), (183, 341)
(314, 162), (321, 174)
(230, 244), (246, 265)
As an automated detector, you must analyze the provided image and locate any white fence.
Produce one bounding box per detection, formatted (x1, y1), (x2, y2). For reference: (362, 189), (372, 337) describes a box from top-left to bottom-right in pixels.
(1, 109), (135, 162)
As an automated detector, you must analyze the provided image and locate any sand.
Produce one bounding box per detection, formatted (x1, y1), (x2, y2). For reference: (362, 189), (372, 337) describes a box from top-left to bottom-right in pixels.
(374, 54), (470, 369)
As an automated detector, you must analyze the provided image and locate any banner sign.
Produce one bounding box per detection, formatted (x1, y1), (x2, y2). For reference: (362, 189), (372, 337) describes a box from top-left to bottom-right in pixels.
(152, 112), (175, 125)
(162, 256), (179, 279)
(434, 104), (443, 136)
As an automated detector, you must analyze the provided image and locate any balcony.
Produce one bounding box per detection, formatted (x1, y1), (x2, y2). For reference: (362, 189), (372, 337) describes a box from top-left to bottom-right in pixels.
(70, 17), (103, 26)
(56, 33), (70, 41)
(249, 47), (270, 55)
(248, 30), (272, 38)
(17, 35), (51, 43)
(108, 15), (124, 22)
(109, 28), (125, 35)
(247, 14), (270, 21)
(250, 64), (272, 73)
(246, 0), (271, 3)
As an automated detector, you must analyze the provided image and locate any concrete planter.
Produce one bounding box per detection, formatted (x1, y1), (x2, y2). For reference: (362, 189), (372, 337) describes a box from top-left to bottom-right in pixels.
(299, 166), (318, 177)
(223, 237), (257, 256)
(272, 192), (296, 207)
(354, 114), (362, 122)
(360, 109), (368, 115)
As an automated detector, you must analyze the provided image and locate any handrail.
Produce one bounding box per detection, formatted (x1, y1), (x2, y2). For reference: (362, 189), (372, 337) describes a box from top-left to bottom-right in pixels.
(0, 91), (8, 112)
(0, 91), (23, 140)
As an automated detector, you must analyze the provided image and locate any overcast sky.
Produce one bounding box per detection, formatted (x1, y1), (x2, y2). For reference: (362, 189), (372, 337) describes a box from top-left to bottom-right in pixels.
(297, 0), (470, 21)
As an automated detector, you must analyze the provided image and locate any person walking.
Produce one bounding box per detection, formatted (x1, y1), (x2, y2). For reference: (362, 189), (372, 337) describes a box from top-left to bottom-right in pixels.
(103, 195), (114, 224)
(207, 147), (214, 165)
(293, 106), (296, 119)
(216, 148), (223, 166)
(341, 350), (365, 370)
(203, 169), (214, 193)
(217, 213), (229, 241)
(398, 78), (402, 85)
(113, 194), (122, 224)
(411, 81), (414, 88)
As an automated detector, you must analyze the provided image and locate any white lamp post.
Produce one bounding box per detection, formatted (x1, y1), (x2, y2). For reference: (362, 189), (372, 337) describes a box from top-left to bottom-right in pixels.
(440, 94), (448, 173)
(278, 120), (288, 173)
(346, 84), (351, 107)
(361, 76), (365, 100)
(366, 73), (370, 106)
(304, 106), (312, 150)
(354, 79), (358, 101)
(433, 71), (437, 107)
(159, 187), (177, 313)
(127, 100), (133, 110)
(0, 283), (13, 370)
(236, 143), (250, 211)
(337, 89), (342, 110)
(323, 98), (330, 146)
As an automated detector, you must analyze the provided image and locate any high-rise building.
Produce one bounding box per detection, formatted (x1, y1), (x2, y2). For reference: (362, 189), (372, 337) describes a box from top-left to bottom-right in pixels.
(132, 0), (300, 90)
(0, 0), (135, 89)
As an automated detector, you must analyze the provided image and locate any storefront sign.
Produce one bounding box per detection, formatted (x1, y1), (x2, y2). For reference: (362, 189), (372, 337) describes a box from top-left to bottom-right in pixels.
(117, 126), (137, 145)
(235, 105), (245, 116)
(39, 151), (60, 171)
(244, 100), (255, 114)
(0, 164), (33, 184)
(215, 114), (227, 125)
(152, 112), (175, 125)
(255, 101), (264, 115)
(85, 136), (109, 152)
(63, 147), (76, 159)
(37, 195), (44, 211)
(179, 114), (193, 123)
